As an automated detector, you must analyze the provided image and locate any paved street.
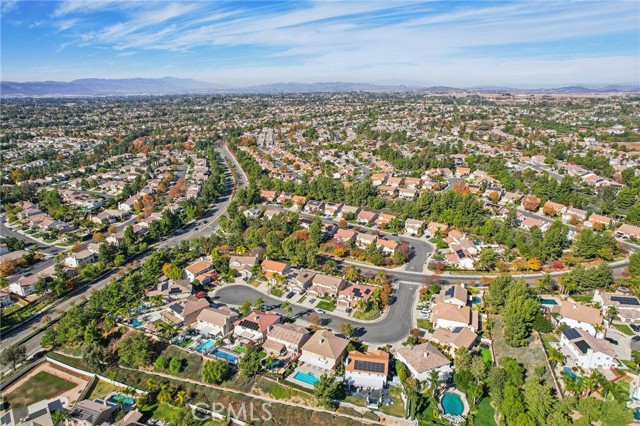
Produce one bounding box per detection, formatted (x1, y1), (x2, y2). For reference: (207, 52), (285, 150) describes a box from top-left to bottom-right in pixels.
(214, 282), (417, 345)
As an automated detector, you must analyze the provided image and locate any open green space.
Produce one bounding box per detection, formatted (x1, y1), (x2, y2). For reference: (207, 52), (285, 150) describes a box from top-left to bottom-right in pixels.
(315, 300), (336, 312)
(4, 371), (76, 408)
(613, 323), (635, 336)
(474, 398), (496, 426)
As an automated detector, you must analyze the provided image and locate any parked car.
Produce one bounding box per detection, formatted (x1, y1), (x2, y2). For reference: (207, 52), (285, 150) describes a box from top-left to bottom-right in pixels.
(605, 337), (619, 345)
(308, 298), (316, 304)
(314, 309), (326, 314)
(631, 324), (640, 333)
(632, 335), (640, 342)
(261, 304), (273, 311)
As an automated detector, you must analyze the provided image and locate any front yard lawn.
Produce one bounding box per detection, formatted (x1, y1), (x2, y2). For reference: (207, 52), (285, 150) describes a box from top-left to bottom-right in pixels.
(613, 323), (635, 336)
(269, 287), (284, 297)
(353, 308), (381, 320)
(315, 300), (336, 312)
(417, 319), (433, 330)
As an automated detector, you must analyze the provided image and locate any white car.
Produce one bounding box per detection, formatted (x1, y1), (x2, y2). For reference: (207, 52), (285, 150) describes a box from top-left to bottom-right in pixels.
(314, 309), (326, 314)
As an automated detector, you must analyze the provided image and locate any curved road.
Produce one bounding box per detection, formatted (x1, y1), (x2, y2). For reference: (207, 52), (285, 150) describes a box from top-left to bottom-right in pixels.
(214, 282), (418, 345)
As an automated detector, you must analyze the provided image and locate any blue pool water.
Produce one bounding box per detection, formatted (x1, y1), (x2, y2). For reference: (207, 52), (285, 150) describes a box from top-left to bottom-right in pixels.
(633, 408), (640, 420)
(211, 348), (239, 363)
(471, 296), (482, 305)
(441, 393), (464, 416)
(293, 371), (320, 385)
(108, 394), (135, 406)
(563, 367), (578, 380)
(130, 319), (142, 327)
(539, 298), (558, 305)
(195, 339), (216, 353)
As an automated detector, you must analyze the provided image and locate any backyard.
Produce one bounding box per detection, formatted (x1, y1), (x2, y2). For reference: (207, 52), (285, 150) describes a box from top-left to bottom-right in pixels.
(3, 371), (76, 408)
(473, 397), (496, 426)
(491, 319), (554, 387)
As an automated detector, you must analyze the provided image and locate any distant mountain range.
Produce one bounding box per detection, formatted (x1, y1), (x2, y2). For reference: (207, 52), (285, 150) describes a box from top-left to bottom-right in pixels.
(1, 77), (638, 97)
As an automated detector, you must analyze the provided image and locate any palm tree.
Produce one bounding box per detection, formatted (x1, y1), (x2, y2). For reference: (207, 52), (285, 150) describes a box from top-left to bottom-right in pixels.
(174, 389), (187, 405)
(157, 384), (173, 403)
(145, 378), (158, 392)
(428, 369), (441, 400)
(547, 348), (565, 367)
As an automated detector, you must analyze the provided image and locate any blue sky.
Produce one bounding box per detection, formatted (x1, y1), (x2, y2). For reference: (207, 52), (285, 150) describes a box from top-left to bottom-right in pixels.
(1, 1), (638, 87)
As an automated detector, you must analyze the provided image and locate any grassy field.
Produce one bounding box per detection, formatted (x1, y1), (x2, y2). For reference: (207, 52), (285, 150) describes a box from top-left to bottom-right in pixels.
(417, 319), (433, 330)
(4, 371), (76, 408)
(88, 380), (121, 399)
(315, 300), (336, 312)
(140, 402), (183, 422)
(474, 398), (496, 426)
(613, 323), (635, 336)
(159, 345), (204, 381)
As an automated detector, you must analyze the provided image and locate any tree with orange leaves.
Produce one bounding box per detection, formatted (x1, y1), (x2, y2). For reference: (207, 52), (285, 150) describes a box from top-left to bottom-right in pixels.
(452, 180), (470, 195)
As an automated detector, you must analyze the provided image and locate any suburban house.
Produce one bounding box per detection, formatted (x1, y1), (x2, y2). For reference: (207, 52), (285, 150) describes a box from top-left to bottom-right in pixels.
(163, 296), (210, 326)
(324, 202), (343, 217)
(334, 228), (357, 244)
(427, 222), (449, 237)
(64, 250), (97, 269)
(304, 199), (325, 213)
(558, 301), (603, 337)
(344, 350), (390, 389)
(376, 239), (399, 255)
(616, 223), (640, 239)
(593, 290), (640, 324)
(337, 283), (375, 311)
(263, 323), (311, 358)
(118, 194), (140, 212)
(260, 260), (291, 278)
(195, 306), (239, 337)
(587, 214), (613, 230)
(147, 278), (192, 301)
(562, 207), (588, 224)
(9, 273), (43, 297)
(445, 248), (475, 270)
(66, 399), (114, 426)
(357, 210), (378, 225)
(404, 219), (425, 236)
(299, 329), (349, 370)
(437, 285), (469, 307)
(431, 327), (479, 355)
(228, 255), (259, 272)
(543, 201), (567, 216)
(431, 302), (479, 331)
(520, 216), (549, 231)
(356, 232), (377, 249)
(395, 343), (452, 383)
(260, 190), (278, 202)
(559, 328), (615, 369)
(233, 310), (281, 343)
(337, 205), (360, 219)
(307, 273), (346, 298)
(290, 269), (316, 293)
(183, 259), (215, 283)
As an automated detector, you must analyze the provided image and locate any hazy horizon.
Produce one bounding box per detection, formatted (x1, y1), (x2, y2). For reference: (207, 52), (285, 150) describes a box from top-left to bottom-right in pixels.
(1, 1), (639, 87)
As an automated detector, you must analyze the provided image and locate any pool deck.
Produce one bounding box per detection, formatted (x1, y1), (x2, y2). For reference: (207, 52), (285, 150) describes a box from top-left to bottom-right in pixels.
(439, 387), (470, 418)
(285, 365), (329, 389)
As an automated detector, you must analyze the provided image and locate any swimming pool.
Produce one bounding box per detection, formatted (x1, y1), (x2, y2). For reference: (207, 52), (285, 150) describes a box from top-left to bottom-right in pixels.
(539, 298), (558, 305)
(211, 348), (239, 363)
(108, 394), (135, 406)
(293, 371), (320, 385)
(563, 367), (578, 380)
(633, 407), (640, 420)
(471, 296), (482, 305)
(130, 319), (142, 327)
(441, 392), (464, 416)
(195, 339), (216, 353)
